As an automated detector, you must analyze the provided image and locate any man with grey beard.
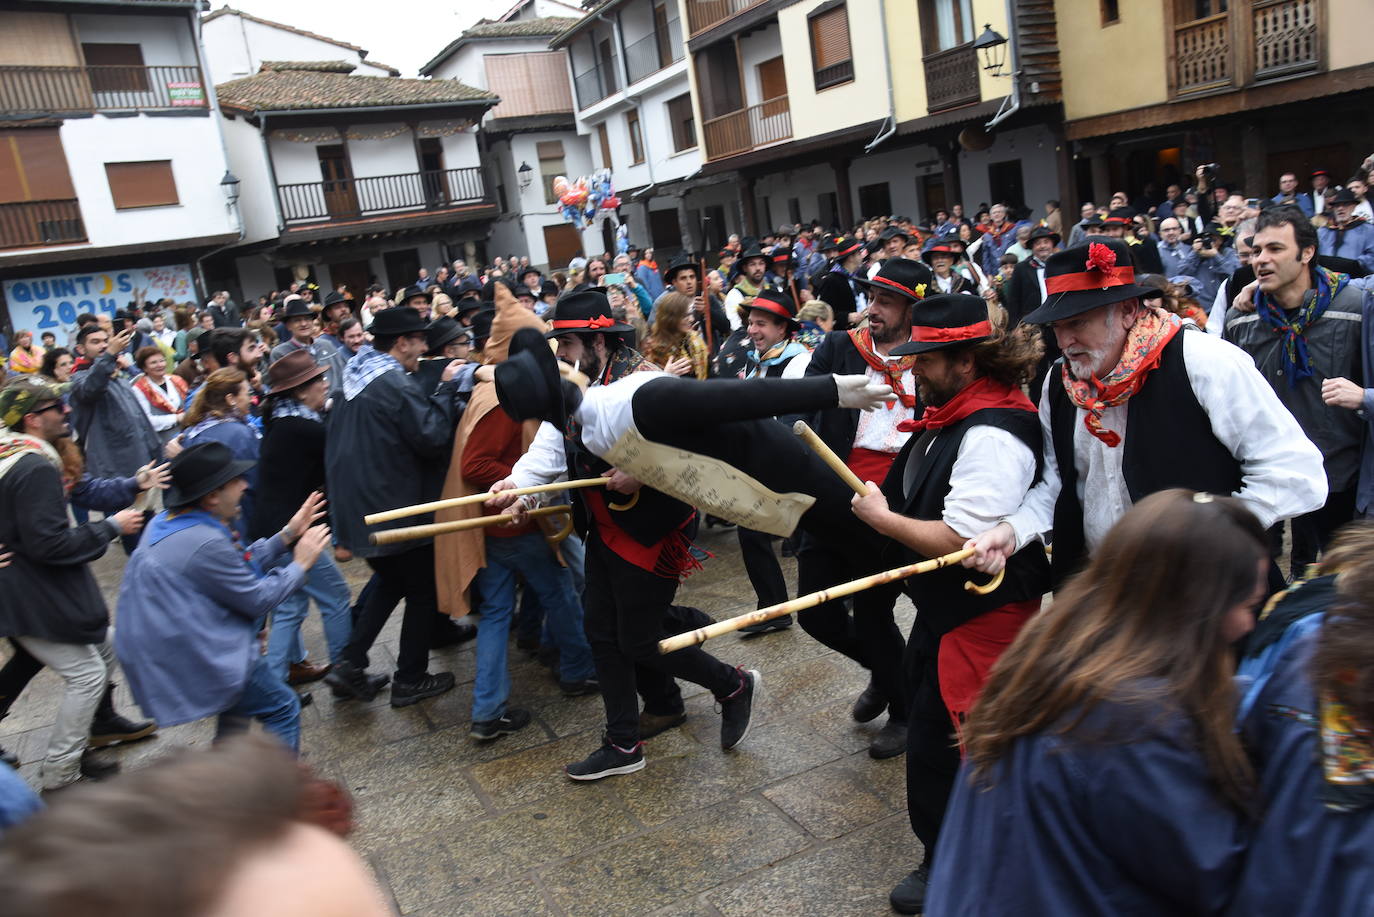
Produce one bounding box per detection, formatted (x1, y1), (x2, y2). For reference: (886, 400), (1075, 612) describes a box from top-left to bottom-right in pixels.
(961, 237), (1326, 589)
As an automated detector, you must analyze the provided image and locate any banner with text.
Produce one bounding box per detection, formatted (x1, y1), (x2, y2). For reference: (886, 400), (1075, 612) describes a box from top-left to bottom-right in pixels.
(4, 265), (197, 340)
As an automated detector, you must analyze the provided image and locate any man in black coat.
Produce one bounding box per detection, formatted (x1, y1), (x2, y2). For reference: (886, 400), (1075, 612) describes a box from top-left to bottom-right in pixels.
(810, 234), (866, 331)
(1003, 226), (1059, 328)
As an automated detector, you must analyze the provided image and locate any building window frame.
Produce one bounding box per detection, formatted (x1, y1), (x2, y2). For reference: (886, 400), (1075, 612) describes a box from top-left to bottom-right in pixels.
(627, 108), (645, 165)
(105, 159), (178, 210)
(665, 93), (697, 153)
(536, 140), (565, 207)
(1101, 0), (1121, 25)
(808, 0), (854, 91)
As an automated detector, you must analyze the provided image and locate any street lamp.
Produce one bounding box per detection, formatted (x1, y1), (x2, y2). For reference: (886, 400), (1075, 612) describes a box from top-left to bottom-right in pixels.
(219, 170), (241, 205)
(973, 25), (1008, 76)
(517, 161), (533, 192)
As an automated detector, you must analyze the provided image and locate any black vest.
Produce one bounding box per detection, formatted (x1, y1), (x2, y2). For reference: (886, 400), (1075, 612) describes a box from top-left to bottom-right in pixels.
(879, 406), (1050, 635)
(1047, 331), (1243, 586)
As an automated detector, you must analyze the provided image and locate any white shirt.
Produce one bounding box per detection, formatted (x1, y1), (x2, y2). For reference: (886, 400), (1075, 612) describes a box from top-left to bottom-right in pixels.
(723, 287), (746, 330)
(1207, 283), (1230, 336)
(1002, 330), (1327, 552)
(911, 425), (1038, 538)
(131, 376), (183, 432)
(852, 363), (915, 454)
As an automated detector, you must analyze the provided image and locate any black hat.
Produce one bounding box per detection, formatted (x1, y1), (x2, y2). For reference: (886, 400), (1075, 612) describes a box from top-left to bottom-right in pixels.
(891, 294), (994, 356)
(369, 306), (428, 337)
(400, 284), (432, 304)
(165, 441), (256, 509)
(1103, 207), (1136, 226)
(1028, 225), (1061, 246)
(538, 279), (560, 299)
(425, 316), (468, 356)
(853, 258), (932, 305)
(281, 297), (313, 319)
(879, 226), (910, 243)
(1081, 213), (1106, 230)
(737, 245), (768, 266)
(454, 296), (486, 317)
(747, 285), (799, 327)
(544, 290), (633, 338)
(662, 253), (702, 284)
(1329, 188), (1360, 206)
(495, 327), (579, 433)
(818, 234), (840, 253)
(469, 307), (496, 347)
(921, 242), (963, 264)
(1023, 239), (1150, 324)
(768, 248), (794, 272)
(456, 276), (482, 299)
(512, 284), (537, 301)
(322, 290), (352, 311)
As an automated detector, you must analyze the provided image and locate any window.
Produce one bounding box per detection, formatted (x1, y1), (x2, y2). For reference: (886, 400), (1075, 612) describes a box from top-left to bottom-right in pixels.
(858, 182), (892, 218)
(1101, 0), (1120, 23)
(788, 198), (802, 225)
(627, 108), (645, 164)
(919, 0), (974, 54)
(809, 2), (854, 90)
(105, 160), (178, 209)
(666, 93), (696, 152)
(0, 128), (76, 202)
(537, 140), (565, 206)
(596, 122), (613, 170)
(81, 42), (148, 92)
(757, 55), (788, 118)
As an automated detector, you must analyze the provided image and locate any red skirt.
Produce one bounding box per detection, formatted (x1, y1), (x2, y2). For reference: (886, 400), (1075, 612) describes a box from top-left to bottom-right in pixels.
(846, 447), (898, 487)
(939, 597), (1041, 746)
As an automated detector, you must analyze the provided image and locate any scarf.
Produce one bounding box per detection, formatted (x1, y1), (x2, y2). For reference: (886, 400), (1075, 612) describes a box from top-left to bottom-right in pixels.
(146, 508), (261, 574)
(1060, 306), (1181, 447)
(9, 345), (42, 374)
(847, 327), (917, 409)
(133, 373), (187, 415)
(731, 275), (762, 305)
(898, 376), (1035, 433)
(270, 398), (322, 423)
(1255, 266), (1349, 388)
(342, 345), (403, 400)
(0, 432), (63, 490)
(744, 339), (807, 378)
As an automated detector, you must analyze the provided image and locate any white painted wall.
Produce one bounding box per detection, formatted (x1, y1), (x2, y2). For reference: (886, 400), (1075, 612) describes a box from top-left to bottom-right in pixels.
(233, 253), (277, 298)
(72, 13), (199, 67)
(737, 23), (783, 109)
(429, 37), (560, 86)
(202, 13), (370, 82)
(267, 134), (331, 186)
(957, 124), (1059, 215)
(221, 115), (278, 243)
(346, 129), (417, 179)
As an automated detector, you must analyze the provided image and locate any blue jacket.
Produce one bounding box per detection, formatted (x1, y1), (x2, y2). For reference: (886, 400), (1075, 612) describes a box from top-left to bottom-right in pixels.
(634, 263), (664, 302)
(927, 690), (1249, 916)
(114, 512), (304, 727)
(1271, 192), (1316, 217)
(1228, 622), (1374, 916)
(1158, 239), (1200, 278)
(183, 416), (260, 537)
(1319, 220), (1374, 274)
(68, 352), (161, 478)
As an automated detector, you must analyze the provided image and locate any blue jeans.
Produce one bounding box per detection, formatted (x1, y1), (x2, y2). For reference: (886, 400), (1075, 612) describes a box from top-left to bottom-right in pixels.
(218, 654), (301, 752)
(514, 532), (587, 646)
(266, 552), (353, 679)
(472, 533), (595, 722)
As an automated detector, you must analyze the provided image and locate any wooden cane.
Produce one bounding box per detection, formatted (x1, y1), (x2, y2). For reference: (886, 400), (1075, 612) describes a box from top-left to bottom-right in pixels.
(364, 478), (612, 525)
(370, 505), (573, 546)
(699, 256), (713, 352)
(660, 548), (1000, 653)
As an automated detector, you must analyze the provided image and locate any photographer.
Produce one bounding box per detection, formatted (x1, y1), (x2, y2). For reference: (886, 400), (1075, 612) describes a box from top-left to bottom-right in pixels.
(1189, 228), (1240, 306)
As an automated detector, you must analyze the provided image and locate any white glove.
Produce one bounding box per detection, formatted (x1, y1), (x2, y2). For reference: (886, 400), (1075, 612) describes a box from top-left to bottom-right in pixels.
(834, 374), (895, 412)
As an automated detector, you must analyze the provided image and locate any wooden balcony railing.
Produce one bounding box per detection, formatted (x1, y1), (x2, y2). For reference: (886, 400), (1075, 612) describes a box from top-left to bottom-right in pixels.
(0, 65), (207, 114)
(277, 167), (486, 227)
(1174, 13), (1232, 94)
(1253, 0), (1320, 80)
(0, 199), (86, 250)
(922, 44), (980, 113)
(685, 0), (770, 37)
(702, 95), (791, 161)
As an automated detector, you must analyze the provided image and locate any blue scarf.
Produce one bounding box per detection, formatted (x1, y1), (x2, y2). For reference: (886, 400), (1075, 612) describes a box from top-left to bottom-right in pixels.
(1254, 266), (1349, 388)
(744, 339), (807, 378)
(144, 508), (262, 574)
(342, 345), (402, 401)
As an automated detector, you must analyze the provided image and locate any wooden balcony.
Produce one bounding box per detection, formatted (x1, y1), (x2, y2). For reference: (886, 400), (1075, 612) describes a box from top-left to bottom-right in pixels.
(0, 65), (208, 115)
(1174, 13), (1233, 94)
(922, 44), (980, 113)
(0, 199), (86, 250)
(1171, 0), (1322, 97)
(1253, 0), (1320, 80)
(685, 0), (770, 37)
(277, 167), (486, 228)
(702, 95), (791, 161)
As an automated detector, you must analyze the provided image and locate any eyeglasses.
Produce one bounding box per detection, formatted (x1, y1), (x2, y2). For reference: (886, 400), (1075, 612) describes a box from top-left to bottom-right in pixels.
(29, 402), (65, 417)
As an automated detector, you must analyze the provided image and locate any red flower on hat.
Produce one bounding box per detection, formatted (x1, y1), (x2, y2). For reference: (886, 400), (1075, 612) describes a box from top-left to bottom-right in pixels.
(1085, 242), (1116, 274)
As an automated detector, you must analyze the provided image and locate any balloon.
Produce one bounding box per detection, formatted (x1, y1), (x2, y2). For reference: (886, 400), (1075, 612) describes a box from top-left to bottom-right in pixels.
(600, 195), (621, 210)
(552, 175), (569, 197)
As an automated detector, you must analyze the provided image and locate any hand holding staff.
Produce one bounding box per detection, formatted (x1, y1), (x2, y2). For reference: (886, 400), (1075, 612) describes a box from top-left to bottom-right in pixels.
(363, 478), (612, 525)
(370, 504), (573, 546)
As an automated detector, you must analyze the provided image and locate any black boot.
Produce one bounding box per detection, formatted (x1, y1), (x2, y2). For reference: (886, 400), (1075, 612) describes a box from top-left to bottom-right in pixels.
(889, 861), (930, 914)
(89, 683), (157, 748)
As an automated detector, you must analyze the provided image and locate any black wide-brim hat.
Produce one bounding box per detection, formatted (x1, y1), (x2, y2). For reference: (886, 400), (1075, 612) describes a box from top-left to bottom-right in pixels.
(879, 226), (910, 243)
(921, 243), (963, 265)
(891, 293), (994, 356)
(853, 257), (932, 305)
(425, 316), (466, 356)
(737, 245), (768, 267)
(1023, 239), (1150, 324)
(747, 285), (800, 327)
(400, 284), (433, 303)
(280, 297), (314, 319)
(662, 254), (702, 284)
(165, 441), (256, 509)
(1028, 225), (1061, 246)
(369, 306), (429, 337)
(496, 327), (572, 432)
(544, 290), (633, 338)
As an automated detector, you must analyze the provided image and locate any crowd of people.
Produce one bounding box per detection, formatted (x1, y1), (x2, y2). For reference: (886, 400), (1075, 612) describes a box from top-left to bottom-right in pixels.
(0, 148), (1372, 916)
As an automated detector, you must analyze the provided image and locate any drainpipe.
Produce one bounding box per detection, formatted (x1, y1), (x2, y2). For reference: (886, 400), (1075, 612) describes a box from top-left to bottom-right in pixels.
(985, 0), (1022, 129)
(863, 0), (896, 153)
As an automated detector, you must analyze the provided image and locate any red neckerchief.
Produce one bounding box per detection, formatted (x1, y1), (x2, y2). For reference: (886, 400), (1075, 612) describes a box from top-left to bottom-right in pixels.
(847, 328), (916, 408)
(133, 373), (187, 415)
(898, 376), (1035, 433)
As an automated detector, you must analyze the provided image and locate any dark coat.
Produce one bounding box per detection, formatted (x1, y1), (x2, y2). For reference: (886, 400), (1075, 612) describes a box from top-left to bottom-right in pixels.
(0, 454), (120, 643)
(249, 415), (326, 542)
(1003, 258), (1045, 328)
(811, 267), (858, 331)
(68, 352), (161, 478)
(801, 329), (876, 460)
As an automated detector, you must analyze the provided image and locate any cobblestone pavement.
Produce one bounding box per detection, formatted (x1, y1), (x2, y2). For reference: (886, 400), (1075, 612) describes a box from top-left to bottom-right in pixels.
(2, 524), (922, 916)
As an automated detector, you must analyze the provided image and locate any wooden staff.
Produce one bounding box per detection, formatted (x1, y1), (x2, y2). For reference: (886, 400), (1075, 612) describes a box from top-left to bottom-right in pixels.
(364, 478), (611, 525)
(371, 505), (573, 546)
(699, 254), (713, 353)
(792, 420), (866, 495)
(660, 548), (997, 653)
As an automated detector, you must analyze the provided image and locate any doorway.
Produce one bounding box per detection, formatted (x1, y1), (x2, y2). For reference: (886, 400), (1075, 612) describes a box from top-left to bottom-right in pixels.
(418, 138), (446, 207)
(317, 145), (358, 218)
(987, 159), (1026, 213)
(382, 248), (420, 294)
(920, 173), (946, 215)
(328, 260), (372, 302)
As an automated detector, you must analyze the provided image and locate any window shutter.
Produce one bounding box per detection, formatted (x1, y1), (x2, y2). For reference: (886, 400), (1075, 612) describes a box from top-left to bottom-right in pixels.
(758, 56), (787, 101)
(0, 129), (76, 203)
(105, 160), (178, 209)
(810, 6), (851, 70)
(536, 140), (564, 160)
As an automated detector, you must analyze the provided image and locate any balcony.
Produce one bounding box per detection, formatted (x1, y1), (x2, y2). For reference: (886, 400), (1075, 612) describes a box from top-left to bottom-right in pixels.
(686, 0), (770, 37)
(573, 60), (619, 110)
(0, 65), (208, 115)
(0, 200), (86, 250)
(277, 167), (487, 228)
(1174, 13), (1232, 94)
(1172, 0), (1321, 97)
(702, 95), (791, 161)
(1253, 0), (1320, 80)
(922, 44), (980, 113)
(624, 17), (684, 85)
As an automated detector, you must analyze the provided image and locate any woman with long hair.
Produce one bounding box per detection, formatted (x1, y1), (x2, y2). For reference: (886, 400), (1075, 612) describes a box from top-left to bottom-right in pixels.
(8, 330), (43, 375)
(924, 489), (1267, 916)
(180, 367), (259, 536)
(642, 292), (709, 378)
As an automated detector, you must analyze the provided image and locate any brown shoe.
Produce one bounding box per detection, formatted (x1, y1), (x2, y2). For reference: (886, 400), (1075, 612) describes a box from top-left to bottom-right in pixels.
(288, 660), (331, 685)
(639, 710), (687, 740)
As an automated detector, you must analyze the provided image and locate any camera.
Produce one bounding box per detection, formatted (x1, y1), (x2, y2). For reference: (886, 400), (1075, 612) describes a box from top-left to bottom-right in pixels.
(1196, 232), (1216, 250)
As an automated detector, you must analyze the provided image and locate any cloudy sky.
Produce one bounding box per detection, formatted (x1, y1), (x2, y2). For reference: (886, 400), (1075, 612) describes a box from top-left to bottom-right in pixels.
(216, 0), (516, 76)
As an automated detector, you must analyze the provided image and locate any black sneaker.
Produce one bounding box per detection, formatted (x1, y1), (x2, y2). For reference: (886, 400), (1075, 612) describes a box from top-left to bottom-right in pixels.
(739, 614), (792, 636)
(89, 713), (158, 748)
(0, 746), (16, 768)
(869, 717), (908, 760)
(79, 751), (120, 781)
(889, 863), (930, 915)
(638, 710), (687, 739)
(324, 661), (384, 702)
(851, 680), (886, 723)
(470, 707), (532, 741)
(565, 739), (646, 781)
(718, 667), (761, 751)
(389, 671), (456, 707)
(559, 677), (600, 697)
(329, 671), (390, 700)
(432, 619), (477, 649)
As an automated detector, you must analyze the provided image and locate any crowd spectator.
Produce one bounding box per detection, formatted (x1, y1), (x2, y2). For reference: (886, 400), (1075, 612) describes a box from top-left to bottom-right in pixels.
(181, 368), (260, 537)
(8, 331), (43, 375)
(38, 348), (73, 384)
(130, 346), (187, 445)
(642, 291), (709, 379)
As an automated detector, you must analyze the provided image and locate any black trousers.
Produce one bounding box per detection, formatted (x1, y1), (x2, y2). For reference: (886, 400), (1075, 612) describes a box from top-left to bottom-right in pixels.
(1290, 488), (1357, 574)
(636, 603), (714, 716)
(795, 535), (908, 721)
(583, 532), (739, 747)
(903, 622), (960, 863)
(737, 526), (789, 609)
(0, 639), (42, 718)
(343, 545), (443, 683)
